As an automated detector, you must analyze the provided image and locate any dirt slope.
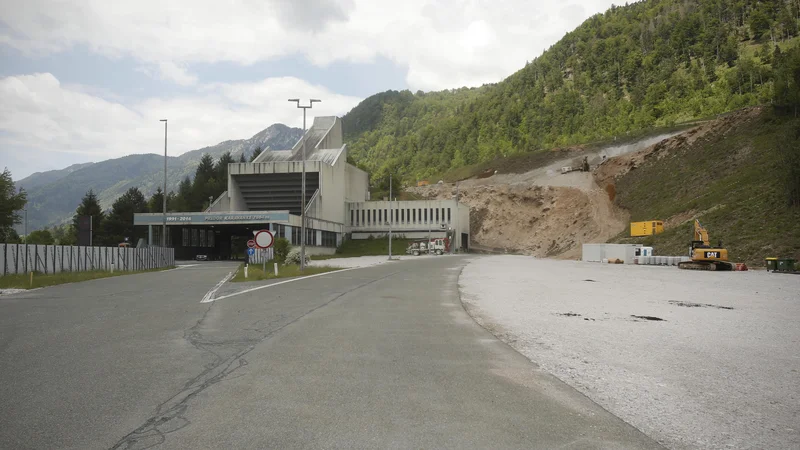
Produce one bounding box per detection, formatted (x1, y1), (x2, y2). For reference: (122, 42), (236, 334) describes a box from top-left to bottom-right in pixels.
(411, 183), (628, 258)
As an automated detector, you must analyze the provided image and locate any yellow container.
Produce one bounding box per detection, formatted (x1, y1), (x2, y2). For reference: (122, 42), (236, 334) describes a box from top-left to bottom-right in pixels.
(630, 220), (664, 237)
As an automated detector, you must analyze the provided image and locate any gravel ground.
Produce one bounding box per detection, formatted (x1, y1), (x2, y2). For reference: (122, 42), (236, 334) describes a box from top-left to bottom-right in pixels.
(459, 256), (800, 450)
(0, 289), (28, 297)
(308, 254), (445, 268)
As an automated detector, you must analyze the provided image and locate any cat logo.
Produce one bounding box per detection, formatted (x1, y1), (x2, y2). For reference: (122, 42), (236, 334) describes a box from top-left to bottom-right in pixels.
(704, 251), (720, 258)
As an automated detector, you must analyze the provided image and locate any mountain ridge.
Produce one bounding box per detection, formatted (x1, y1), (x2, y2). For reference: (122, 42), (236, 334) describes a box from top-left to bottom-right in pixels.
(17, 124), (302, 231)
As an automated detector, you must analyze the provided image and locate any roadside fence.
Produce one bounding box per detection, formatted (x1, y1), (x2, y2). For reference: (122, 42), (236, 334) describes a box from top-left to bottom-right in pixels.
(0, 244), (175, 276)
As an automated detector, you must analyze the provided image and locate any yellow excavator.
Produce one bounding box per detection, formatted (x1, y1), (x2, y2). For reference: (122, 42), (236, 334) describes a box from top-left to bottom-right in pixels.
(677, 219), (734, 271)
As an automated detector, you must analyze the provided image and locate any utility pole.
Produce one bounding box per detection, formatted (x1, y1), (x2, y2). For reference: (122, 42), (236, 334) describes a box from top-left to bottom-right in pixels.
(288, 99), (321, 271)
(428, 211), (432, 255)
(160, 119), (168, 247)
(388, 174), (392, 260)
(453, 181), (459, 254)
(24, 208), (27, 244)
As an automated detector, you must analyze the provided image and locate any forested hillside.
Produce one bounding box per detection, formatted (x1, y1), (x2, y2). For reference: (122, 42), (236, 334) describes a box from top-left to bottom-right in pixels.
(344, 0), (800, 188)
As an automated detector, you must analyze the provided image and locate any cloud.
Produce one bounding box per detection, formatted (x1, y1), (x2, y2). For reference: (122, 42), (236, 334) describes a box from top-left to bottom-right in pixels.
(0, 0), (620, 91)
(142, 62), (198, 86)
(0, 73), (362, 173)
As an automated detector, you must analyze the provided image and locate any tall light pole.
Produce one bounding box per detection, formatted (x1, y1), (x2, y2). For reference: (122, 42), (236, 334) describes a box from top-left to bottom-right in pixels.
(24, 208), (27, 244)
(160, 119), (168, 247)
(288, 98), (320, 271)
(388, 174), (392, 260)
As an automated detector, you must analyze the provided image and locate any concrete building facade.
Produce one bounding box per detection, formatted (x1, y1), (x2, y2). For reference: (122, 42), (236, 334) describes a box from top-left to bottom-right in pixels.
(134, 116), (470, 260)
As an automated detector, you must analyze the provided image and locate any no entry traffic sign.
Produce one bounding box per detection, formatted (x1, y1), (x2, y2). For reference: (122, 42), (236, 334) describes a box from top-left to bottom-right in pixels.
(247, 239), (256, 249)
(254, 229), (274, 249)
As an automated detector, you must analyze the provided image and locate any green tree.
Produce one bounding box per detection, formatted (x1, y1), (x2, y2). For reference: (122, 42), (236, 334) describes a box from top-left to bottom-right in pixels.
(216, 151), (234, 182)
(250, 146), (263, 162)
(73, 189), (105, 244)
(774, 46), (800, 116)
(749, 7), (772, 40)
(238, 152), (247, 163)
(273, 237), (290, 264)
(0, 167), (27, 243)
(51, 224), (77, 245)
(102, 187), (148, 245)
(3, 228), (21, 244)
(148, 187), (165, 213)
(26, 228), (55, 245)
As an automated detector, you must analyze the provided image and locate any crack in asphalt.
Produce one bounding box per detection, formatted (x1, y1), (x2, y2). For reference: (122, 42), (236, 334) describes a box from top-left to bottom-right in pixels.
(110, 270), (401, 450)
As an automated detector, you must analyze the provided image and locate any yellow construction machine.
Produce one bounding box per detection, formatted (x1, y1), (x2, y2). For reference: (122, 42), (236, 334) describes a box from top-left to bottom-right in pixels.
(678, 220), (734, 271)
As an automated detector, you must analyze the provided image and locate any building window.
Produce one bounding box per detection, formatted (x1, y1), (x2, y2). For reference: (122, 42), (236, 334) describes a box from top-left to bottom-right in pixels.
(435, 208), (439, 223)
(378, 209), (382, 224)
(199, 229), (206, 247)
(400, 208), (404, 223)
(321, 231), (337, 247)
(384, 209), (388, 224)
(191, 229), (198, 247)
(447, 208), (451, 223)
(208, 231), (215, 247)
(306, 228), (317, 246)
(182, 228), (189, 246)
(361, 210), (365, 226)
(424, 208), (428, 223)
(350, 210), (354, 226)
(291, 226), (300, 246)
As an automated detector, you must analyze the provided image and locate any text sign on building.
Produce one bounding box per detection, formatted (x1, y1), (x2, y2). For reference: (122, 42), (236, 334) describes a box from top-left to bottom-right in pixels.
(134, 211), (290, 225)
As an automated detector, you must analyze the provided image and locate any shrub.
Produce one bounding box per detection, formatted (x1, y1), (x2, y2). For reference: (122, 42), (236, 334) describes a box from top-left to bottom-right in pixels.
(285, 247), (311, 265)
(273, 237), (290, 263)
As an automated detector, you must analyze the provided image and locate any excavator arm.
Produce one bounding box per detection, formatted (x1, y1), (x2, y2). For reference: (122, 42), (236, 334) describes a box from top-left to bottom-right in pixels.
(693, 219), (710, 246)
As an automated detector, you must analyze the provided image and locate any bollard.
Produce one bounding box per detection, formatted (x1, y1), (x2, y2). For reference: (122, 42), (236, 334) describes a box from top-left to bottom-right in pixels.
(29, 271), (33, 288)
(274, 263), (278, 276)
(111, 263), (114, 273)
(244, 264), (248, 279)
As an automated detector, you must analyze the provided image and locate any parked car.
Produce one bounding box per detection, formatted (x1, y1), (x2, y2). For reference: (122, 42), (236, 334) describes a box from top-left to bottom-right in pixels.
(196, 254), (209, 261)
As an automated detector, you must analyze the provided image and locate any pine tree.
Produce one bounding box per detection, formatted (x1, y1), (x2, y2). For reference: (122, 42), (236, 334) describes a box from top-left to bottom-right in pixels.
(103, 187), (148, 245)
(0, 167), (27, 243)
(216, 151), (234, 182)
(238, 152), (247, 163)
(73, 189), (105, 244)
(148, 187), (165, 213)
(250, 146), (263, 162)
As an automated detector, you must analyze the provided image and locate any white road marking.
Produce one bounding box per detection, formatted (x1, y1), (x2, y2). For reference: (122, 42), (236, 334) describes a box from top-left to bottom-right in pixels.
(211, 267), (362, 302)
(201, 271), (234, 303)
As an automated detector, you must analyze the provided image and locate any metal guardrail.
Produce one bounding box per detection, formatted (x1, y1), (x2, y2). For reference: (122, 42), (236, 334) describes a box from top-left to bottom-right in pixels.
(1, 244), (175, 276)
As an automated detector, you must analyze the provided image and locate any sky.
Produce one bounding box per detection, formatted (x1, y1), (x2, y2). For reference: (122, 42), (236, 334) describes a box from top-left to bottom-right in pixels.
(0, 0), (620, 180)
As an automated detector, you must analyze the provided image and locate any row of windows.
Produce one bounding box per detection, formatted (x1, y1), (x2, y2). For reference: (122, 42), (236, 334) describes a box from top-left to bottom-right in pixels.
(176, 225), (336, 248)
(289, 226), (337, 248)
(350, 207), (451, 227)
(182, 228), (216, 248)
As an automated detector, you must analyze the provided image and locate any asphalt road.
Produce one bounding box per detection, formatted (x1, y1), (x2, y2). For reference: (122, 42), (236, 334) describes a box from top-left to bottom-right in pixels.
(0, 257), (662, 449)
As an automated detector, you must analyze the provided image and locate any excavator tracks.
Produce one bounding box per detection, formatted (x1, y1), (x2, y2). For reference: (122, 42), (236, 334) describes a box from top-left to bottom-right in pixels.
(678, 261), (734, 271)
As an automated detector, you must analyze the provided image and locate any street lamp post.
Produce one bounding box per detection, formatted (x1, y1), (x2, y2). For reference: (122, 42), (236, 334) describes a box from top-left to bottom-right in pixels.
(388, 174), (392, 260)
(160, 119), (167, 247)
(288, 99), (321, 272)
(24, 208), (27, 244)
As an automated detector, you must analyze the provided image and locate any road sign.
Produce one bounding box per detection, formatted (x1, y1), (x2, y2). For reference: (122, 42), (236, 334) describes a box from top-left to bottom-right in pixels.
(254, 229), (274, 249)
(247, 239), (256, 249)
(247, 248), (255, 256)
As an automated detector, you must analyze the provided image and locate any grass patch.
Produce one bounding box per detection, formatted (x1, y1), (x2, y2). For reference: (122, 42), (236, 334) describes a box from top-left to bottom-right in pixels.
(312, 237), (413, 260)
(610, 109), (800, 266)
(0, 266), (176, 290)
(230, 263), (342, 282)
